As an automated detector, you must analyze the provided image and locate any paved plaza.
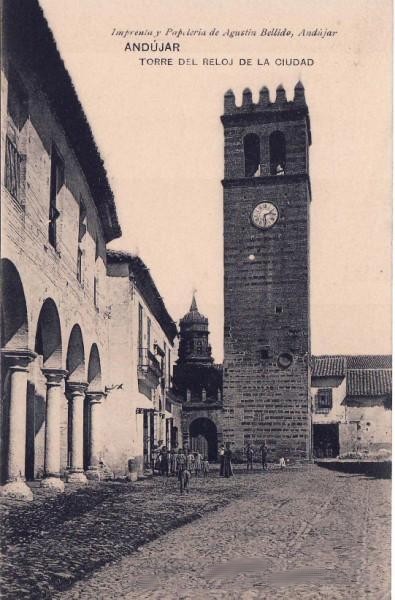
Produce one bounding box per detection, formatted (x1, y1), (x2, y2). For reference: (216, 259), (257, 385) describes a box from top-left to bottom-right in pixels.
(1, 465), (391, 599)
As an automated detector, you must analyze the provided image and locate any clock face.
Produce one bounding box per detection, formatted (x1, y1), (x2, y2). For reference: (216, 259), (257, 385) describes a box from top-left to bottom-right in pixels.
(251, 202), (279, 229)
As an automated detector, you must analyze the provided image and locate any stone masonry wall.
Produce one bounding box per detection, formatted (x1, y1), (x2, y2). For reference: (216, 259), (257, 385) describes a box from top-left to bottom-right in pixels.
(1, 58), (111, 480)
(221, 108), (311, 460)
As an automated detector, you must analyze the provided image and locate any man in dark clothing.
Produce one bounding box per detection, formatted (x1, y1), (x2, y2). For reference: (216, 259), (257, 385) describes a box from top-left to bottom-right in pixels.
(260, 441), (268, 471)
(159, 446), (168, 476)
(223, 442), (233, 478)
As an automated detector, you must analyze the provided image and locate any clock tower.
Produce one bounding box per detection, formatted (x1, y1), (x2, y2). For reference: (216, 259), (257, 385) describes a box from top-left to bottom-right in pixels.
(221, 82), (311, 460)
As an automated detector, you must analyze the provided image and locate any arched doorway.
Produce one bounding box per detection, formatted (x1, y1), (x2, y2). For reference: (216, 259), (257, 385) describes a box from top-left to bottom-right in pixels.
(0, 259), (29, 483)
(31, 298), (63, 480)
(189, 418), (218, 461)
(66, 324), (85, 382)
(66, 324), (85, 473)
(0, 259), (28, 350)
(35, 299), (62, 367)
(85, 344), (102, 469)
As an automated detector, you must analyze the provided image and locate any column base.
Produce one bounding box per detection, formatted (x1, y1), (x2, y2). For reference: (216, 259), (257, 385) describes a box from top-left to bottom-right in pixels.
(41, 476), (65, 492)
(1, 479), (33, 501)
(85, 467), (101, 481)
(66, 470), (88, 484)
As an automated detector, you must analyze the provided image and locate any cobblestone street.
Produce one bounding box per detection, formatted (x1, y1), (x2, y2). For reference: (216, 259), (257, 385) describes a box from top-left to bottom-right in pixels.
(2, 464), (388, 599)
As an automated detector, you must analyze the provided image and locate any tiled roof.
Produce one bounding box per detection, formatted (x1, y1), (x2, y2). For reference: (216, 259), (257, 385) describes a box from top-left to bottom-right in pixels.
(312, 355), (392, 377)
(312, 356), (346, 377)
(347, 369), (392, 396)
(107, 250), (177, 342)
(346, 356), (392, 370)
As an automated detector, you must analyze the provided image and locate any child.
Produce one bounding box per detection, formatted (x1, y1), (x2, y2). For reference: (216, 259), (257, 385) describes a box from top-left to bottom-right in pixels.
(176, 448), (190, 494)
(194, 451), (202, 477)
(246, 443), (254, 471)
(202, 456), (209, 478)
(186, 449), (195, 476)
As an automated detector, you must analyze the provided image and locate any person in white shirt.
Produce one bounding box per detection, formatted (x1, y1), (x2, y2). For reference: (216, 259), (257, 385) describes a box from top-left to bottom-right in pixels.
(219, 445), (225, 476)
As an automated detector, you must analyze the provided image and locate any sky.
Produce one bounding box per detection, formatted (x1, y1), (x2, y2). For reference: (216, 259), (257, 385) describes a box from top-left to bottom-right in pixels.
(39, 0), (392, 361)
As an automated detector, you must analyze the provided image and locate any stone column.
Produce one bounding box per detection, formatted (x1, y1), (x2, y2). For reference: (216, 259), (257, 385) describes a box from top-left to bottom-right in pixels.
(85, 391), (105, 480)
(41, 369), (68, 491)
(1, 350), (36, 500)
(66, 381), (88, 483)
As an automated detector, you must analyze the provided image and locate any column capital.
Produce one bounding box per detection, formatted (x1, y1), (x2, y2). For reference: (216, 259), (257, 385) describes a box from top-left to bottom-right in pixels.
(66, 381), (88, 398)
(42, 368), (68, 385)
(86, 390), (106, 405)
(1, 349), (36, 370)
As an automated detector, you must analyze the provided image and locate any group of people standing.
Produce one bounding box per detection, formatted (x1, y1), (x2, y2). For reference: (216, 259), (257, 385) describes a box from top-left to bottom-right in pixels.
(153, 447), (210, 489)
(218, 442), (233, 478)
(218, 441), (270, 475)
(245, 441), (269, 471)
(152, 439), (273, 494)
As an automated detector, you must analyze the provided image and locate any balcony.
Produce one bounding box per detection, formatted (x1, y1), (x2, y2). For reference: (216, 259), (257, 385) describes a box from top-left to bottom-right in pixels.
(165, 387), (181, 412)
(137, 348), (162, 390)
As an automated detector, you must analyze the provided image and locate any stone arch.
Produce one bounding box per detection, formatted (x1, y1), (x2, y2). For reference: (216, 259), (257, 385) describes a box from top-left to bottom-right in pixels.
(87, 343), (102, 391)
(66, 324), (85, 382)
(84, 343), (103, 470)
(34, 298), (62, 368)
(269, 130), (286, 175)
(244, 133), (261, 177)
(189, 417), (218, 461)
(0, 258), (28, 349)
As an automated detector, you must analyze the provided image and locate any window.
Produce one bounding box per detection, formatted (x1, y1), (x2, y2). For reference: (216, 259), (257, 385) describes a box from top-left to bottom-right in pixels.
(93, 276), (98, 309)
(138, 304), (143, 361)
(77, 247), (83, 284)
(163, 341), (167, 386)
(168, 348), (171, 387)
(78, 199), (87, 243)
(269, 131), (286, 175)
(7, 69), (28, 130)
(315, 389), (333, 414)
(244, 133), (260, 177)
(5, 136), (21, 200)
(147, 317), (151, 351)
(77, 199), (86, 282)
(196, 340), (202, 353)
(49, 146), (64, 249)
(275, 305), (283, 314)
(95, 233), (100, 261)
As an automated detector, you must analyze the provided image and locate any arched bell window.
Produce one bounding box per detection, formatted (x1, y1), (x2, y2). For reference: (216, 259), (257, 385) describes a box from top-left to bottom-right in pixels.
(269, 131), (286, 175)
(244, 133), (261, 177)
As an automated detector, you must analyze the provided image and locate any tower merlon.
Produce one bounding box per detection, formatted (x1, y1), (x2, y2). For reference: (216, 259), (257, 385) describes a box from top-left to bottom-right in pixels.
(275, 84), (287, 106)
(293, 81), (307, 106)
(221, 82), (311, 146)
(222, 83), (308, 116)
(242, 88), (253, 109)
(224, 89), (236, 112)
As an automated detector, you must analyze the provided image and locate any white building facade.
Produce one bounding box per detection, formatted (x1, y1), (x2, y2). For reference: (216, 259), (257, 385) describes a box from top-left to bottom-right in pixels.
(105, 251), (181, 479)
